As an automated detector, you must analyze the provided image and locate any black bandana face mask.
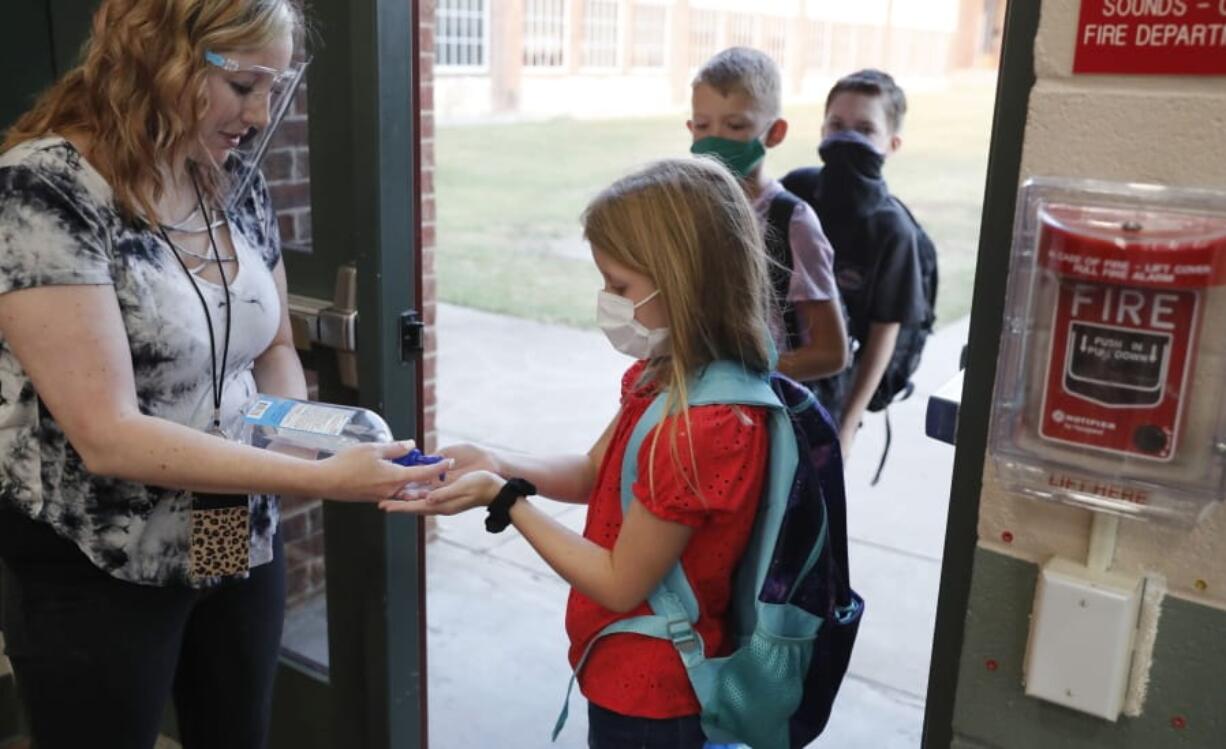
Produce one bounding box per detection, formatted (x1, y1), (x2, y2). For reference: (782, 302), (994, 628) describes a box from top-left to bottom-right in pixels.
(818, 130), (886, 181)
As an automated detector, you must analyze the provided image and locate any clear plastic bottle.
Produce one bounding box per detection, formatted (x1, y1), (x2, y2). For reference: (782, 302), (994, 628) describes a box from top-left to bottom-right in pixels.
(240, 394), (444, 470)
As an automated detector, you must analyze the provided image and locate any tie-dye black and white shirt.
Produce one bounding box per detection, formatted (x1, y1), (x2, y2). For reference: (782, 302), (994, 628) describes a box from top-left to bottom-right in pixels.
(0, 136), (283, 587)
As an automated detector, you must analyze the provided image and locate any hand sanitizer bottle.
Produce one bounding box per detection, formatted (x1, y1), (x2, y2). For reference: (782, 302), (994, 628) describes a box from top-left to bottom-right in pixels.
(240, 395), (444, 470)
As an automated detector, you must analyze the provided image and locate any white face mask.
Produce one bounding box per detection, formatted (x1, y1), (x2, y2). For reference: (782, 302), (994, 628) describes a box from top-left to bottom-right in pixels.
(597, 289), (670, 360)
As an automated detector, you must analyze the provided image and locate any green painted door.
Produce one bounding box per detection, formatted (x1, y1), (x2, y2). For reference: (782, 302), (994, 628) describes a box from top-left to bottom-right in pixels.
(272, 0), (427, 747)
(0, 2), (427, 747)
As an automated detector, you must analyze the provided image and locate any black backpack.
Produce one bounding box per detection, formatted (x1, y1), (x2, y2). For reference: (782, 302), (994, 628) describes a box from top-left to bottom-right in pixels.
(867, 196), (938, 412)
(777, 168), (938, 414)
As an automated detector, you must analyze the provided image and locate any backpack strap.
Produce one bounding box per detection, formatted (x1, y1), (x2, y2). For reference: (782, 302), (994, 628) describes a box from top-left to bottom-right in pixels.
(551, 609), (703, 741)
(764, 191), (803, 351)
(550, 363), (795, 742)
(780, 166), (822, 206)
(889, 194), (939, 331)
(621, 363), (795, 697)
(618, 361), (785, 612)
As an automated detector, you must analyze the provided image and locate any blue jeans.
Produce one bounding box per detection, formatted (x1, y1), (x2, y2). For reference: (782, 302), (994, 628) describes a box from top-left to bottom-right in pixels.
(588, 702), (707, 749)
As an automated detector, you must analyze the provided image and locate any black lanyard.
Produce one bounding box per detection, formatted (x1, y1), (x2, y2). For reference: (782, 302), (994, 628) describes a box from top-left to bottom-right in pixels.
(155, 169), (233, 437)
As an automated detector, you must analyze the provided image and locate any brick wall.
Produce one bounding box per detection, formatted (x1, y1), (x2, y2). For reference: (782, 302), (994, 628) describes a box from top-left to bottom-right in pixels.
(269, 5), (438, 607)
(266, 83), (313, 249)
(280, 495), (325, 606)
(421, 0), (438, 455)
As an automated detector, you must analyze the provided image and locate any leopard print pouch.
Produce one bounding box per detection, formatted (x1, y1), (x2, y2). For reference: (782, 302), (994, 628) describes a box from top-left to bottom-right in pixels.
(188, 493), (251, 582)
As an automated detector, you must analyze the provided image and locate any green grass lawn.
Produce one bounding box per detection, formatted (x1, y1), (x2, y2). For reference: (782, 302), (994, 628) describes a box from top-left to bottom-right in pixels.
(435, 77), (995, 329)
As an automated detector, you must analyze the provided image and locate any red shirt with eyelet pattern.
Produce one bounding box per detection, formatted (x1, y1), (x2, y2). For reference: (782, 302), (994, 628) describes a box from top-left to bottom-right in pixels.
(565, 360), (769, 719)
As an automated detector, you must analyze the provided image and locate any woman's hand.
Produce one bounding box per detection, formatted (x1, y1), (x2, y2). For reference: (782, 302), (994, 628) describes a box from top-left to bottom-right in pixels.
(316, 440), (452, 503)
(378, 470), (505, 516)
(438, 443), (502, 481)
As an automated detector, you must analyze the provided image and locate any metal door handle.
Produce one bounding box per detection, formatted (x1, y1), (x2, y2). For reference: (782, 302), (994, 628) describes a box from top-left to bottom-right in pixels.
(288, 264), (360, 388)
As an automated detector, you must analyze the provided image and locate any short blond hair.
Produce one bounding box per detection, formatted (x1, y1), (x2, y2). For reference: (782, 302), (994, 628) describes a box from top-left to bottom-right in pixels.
(692, 47), (782, 119)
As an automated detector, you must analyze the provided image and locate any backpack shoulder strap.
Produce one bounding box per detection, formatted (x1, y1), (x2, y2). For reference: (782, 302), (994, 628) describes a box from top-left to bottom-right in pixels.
(764, 191), (798, 281)
(552, 365), (803, 742)
(888, 193), (920, 227)
(618, 362), (796, 609)
(619, 362), (781, 517)
(781, 166), (822, 205)
(765, 190), (804, 350)
(888, 194), (939, 327)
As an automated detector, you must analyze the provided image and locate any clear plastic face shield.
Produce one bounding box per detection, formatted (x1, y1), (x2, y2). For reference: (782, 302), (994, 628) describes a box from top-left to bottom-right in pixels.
(204, 50), (309, 211)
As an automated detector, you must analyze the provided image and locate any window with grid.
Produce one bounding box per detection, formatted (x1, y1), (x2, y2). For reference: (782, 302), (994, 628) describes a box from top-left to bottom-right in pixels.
(726, 12), (755, 48)
(524, 0), (567, 68)
(831, 23), (857, 71)
(630, 3), (667, 68)
(762, 17), (787, 67)
(688, 9), (719, 68)
(804, 20), (831, 70)
(583, 0), (620, 68)
(857, 25), (883, 68)
(437, 0), (488, 69)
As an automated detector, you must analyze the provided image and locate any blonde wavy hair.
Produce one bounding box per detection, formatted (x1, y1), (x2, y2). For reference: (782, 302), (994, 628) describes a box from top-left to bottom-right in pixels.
(583, 157), (775, 497)
(2, 0), (304, 223)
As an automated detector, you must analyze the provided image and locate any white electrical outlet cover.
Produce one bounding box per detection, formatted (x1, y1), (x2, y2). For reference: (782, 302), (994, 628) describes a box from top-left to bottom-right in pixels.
(1024, 557), (1142, 720)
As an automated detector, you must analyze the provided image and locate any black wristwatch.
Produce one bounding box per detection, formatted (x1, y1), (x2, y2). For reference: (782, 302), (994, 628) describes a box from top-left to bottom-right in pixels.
(485, 477), (536, 534)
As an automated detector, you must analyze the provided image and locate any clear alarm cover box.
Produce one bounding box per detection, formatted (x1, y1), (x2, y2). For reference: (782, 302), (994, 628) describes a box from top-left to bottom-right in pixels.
(990, 178), (1226, 525)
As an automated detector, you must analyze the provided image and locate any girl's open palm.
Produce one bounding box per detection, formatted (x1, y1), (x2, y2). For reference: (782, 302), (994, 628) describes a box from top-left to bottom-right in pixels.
(437, 443), (501, 482)
(379, 470), (505, 516)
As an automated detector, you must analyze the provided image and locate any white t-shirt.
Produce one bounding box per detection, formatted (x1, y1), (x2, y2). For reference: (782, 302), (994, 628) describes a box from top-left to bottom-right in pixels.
(0, 137), (283, 586)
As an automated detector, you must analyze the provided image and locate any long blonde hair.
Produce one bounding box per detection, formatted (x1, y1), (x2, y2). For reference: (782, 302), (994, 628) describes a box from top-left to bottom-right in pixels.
(2, 0), (303, 223)
(583, 157), (774, 496)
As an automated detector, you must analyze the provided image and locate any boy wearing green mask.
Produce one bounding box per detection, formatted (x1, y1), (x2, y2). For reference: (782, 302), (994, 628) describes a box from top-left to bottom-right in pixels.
(689, 47), (849, 385)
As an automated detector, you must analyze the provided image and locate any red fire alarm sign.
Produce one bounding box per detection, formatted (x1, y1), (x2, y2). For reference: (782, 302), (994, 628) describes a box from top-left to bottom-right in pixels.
(1037, 205), (1224, 460)
(991, 179), (1226, 524)
(1074, 0), (1226, 75)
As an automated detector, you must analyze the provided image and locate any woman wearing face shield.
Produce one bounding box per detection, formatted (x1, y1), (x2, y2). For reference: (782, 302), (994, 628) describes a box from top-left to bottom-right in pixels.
(0, 2), (437, 746)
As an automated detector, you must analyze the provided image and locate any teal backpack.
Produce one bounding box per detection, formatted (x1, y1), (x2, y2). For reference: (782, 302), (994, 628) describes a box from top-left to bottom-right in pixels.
(554, 361), (863, 749)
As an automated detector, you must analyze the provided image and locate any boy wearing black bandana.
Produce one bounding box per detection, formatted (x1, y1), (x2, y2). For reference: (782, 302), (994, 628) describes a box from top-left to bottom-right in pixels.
(783, 69), (928, 457)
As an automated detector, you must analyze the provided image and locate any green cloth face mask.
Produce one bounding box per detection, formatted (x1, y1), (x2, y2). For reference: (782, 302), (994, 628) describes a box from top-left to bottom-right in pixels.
(690, 135), (767, 178)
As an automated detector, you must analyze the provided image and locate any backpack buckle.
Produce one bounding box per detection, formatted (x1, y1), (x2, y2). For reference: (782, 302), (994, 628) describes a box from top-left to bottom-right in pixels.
(666, 618), (699, 654)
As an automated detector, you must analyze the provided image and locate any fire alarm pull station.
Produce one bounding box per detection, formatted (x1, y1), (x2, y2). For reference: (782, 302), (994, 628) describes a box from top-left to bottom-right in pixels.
(991, 178), (1226, 525)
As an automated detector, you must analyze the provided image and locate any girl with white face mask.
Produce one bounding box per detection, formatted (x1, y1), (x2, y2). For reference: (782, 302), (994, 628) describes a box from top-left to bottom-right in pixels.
(596, 284), (669, 359)
(384, 157), (778, 748)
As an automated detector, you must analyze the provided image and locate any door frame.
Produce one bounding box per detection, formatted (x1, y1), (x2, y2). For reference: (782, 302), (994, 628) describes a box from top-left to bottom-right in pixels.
(921, 1), (1039, 746)
(273, 0), (427, 747)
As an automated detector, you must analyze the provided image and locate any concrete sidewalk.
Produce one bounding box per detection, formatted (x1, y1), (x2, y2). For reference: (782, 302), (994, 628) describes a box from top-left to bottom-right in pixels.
(427, 303), (968, 748)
